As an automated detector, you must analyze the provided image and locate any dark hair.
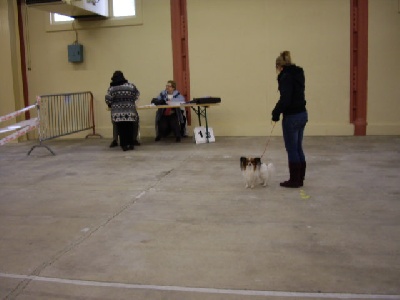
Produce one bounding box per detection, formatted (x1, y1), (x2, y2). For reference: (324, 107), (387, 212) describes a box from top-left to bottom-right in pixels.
(110, 70), (128, 86)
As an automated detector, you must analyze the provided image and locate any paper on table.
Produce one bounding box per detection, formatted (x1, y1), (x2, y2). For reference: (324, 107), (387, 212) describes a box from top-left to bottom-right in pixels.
(167, 102), (181, 107)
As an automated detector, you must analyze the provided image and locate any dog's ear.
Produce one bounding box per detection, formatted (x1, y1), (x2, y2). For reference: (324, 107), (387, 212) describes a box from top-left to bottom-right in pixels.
(254, 157), (262, 166)
(240, 157), (247, 170)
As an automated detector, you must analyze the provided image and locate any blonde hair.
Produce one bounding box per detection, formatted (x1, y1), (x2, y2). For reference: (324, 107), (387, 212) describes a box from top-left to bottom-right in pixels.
(276, 51), (292, 67)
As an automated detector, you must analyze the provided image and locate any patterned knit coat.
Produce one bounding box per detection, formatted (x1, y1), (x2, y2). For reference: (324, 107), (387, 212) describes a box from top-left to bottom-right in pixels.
(105, 83), (140, 122)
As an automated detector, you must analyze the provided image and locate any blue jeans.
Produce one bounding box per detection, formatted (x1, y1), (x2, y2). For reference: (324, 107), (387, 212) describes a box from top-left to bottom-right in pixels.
(282, 111), (308, 163)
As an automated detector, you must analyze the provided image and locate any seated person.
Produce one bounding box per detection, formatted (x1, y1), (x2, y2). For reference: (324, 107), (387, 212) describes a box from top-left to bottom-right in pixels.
(151, 80), (186, 142)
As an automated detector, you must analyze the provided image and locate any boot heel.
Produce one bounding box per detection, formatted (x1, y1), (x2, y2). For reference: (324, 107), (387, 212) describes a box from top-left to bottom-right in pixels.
(280, 162), (302, 188)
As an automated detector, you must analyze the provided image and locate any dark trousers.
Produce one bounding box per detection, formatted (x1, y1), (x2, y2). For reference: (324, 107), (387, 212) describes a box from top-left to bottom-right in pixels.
(158, 114), (181, 138)
(113, 121), (139, 143)
(116, 121), (135, 147)
(112, 121), (118, 141)
(282, 111), (308, 163)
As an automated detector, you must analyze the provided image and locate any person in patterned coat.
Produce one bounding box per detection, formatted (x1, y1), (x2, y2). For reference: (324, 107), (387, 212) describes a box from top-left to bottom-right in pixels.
(105, 71), (140, 151)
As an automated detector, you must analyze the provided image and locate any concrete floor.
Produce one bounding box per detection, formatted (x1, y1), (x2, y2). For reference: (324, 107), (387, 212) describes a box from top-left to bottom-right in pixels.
(0, 136), (399, 300)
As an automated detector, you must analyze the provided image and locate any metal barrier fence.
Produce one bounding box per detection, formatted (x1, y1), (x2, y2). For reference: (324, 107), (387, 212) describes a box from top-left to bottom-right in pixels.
(28, 91), (101, 155)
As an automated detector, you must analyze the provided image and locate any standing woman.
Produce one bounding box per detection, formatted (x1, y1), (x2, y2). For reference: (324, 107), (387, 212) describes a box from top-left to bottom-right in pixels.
(272, 51), (308, 188)
(105, 70), (140, 151)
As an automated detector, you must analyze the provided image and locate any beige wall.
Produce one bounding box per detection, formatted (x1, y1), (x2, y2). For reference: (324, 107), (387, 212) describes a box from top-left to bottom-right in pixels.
(0, 1), (15, 119)
(22, 0), (173, 138)
(1, 0), (399, 141)
(188, 0), (353, 136)
(0, 1), (24, 140)
(368, 0), (400, 135)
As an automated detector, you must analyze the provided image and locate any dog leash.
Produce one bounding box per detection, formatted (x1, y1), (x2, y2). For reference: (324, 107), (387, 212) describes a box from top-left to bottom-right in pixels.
(260, 122), (277, 159)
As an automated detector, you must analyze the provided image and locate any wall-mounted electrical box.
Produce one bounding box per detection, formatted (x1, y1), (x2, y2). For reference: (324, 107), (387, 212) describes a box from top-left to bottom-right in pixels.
(68, 44), (83, 63)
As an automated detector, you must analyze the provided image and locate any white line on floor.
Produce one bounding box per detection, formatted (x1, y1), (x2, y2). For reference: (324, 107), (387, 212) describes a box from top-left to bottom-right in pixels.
(1, 272), (399, 299)
(135, 191), (146, 199)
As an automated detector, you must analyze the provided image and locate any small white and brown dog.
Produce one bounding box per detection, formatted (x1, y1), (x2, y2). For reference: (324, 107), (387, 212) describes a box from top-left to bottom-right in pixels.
(240, 157), (274, 188)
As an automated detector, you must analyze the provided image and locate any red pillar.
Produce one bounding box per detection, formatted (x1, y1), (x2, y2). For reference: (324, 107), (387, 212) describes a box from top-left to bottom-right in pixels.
(170, 0), (191, 125)
(350, 0), (368, 135)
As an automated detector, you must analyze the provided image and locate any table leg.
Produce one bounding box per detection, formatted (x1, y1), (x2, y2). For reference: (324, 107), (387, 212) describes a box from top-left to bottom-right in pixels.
(190, 105), (212, 143)
(196, 107), (202, 126)
(204, 107), (210, 143)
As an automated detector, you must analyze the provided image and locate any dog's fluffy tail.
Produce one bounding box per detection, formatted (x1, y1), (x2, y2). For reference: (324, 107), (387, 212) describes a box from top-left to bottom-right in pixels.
(267, 162), (275, 174)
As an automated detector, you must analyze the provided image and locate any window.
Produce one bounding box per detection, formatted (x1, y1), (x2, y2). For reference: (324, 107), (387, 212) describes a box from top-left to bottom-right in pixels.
(113, 0), (136, 17)
(53, 14), (74, 22)
(47, 0), (142, 31)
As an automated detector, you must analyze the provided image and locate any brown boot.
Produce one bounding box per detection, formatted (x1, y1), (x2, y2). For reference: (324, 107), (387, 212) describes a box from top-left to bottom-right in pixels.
(280, 162), (302, 188)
